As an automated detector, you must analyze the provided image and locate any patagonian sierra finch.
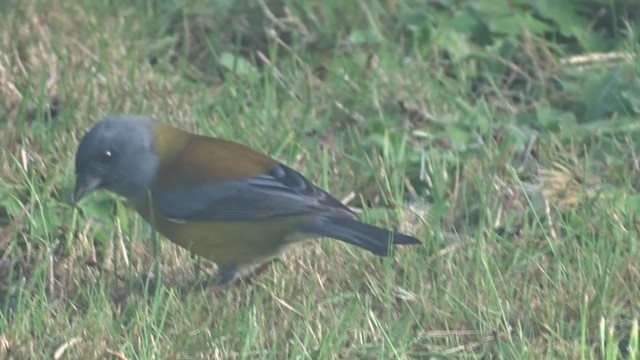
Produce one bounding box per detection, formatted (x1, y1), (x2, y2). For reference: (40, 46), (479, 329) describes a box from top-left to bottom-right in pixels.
(73, 115), (420, 283)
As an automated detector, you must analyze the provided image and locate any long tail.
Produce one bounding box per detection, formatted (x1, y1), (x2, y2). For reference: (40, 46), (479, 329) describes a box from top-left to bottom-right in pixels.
(301, 217), (421, 256)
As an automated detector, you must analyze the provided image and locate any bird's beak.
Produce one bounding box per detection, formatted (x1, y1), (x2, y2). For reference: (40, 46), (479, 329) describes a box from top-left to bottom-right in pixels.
(73, 175), (101, 204)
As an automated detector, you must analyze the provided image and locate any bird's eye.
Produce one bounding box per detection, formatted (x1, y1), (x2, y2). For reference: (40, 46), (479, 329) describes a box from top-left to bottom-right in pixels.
(100, 150), (113, 162)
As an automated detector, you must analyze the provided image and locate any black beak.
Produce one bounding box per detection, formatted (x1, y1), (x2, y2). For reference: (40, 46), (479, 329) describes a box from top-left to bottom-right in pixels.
(72, 175), (101, 203)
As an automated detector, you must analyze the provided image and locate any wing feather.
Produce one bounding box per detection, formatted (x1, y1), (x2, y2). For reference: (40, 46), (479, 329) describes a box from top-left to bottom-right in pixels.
(153, 163), (355, 221)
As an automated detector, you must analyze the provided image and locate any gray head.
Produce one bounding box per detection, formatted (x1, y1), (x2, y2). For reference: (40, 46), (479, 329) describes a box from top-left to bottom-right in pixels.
(73, 115), (160, 204)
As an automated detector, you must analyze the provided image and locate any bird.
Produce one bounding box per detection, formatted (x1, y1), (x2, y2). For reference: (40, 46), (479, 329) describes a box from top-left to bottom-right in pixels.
(73, 114), (421, 284)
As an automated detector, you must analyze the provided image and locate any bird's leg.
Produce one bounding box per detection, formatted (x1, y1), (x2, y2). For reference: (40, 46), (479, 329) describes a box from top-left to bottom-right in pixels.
(216, 258), (286, 286)
(216, 264), (240, 285)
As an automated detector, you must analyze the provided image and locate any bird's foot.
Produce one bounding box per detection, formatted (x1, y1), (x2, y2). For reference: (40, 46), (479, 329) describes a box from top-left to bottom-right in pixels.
(216, 265), (240, 285)
(215, 259), (284, 286)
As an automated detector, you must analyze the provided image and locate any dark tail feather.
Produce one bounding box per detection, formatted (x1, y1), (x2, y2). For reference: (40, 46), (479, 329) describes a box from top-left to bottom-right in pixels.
(302, 217), (421, 256)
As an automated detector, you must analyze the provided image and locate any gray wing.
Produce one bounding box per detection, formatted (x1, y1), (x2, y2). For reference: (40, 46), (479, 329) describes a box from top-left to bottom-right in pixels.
(153, 163), (355, 221)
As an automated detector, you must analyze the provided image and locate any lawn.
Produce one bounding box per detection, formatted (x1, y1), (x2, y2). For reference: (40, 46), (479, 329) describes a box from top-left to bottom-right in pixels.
(1, 0), (639, 358)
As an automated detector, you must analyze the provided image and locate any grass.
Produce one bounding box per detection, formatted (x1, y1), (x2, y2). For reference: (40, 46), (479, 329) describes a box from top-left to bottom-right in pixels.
(1, 0), (640, 358)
